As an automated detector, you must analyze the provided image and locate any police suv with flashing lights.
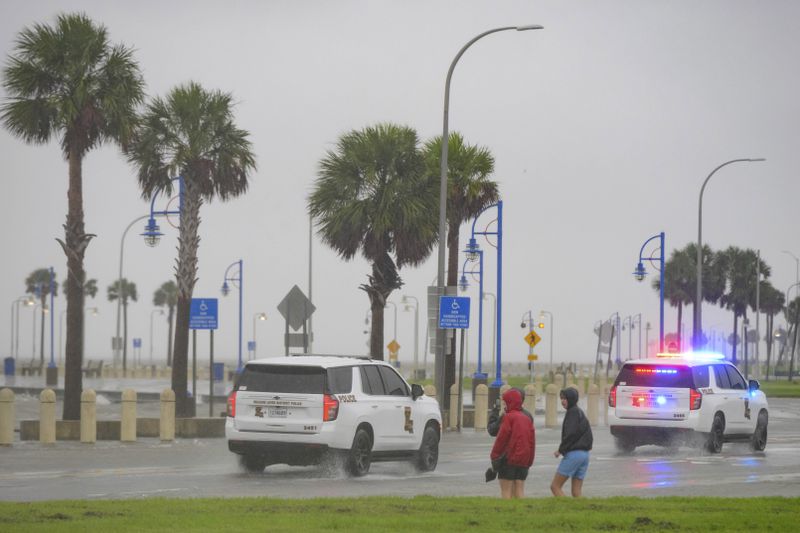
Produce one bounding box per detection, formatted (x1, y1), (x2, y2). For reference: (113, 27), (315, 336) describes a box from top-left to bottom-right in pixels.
(608, 352), (768, 453)
(225, 355), (442, 476)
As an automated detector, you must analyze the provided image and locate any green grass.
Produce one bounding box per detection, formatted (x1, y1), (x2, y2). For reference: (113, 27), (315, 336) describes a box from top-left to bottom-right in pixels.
(0, 497), (797, 532)
(759, 379), (800, 397)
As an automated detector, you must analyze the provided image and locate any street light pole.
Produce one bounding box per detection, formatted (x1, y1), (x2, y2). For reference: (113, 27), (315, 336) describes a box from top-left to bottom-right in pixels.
(150, 309), (164, 365)
(401, 296), (419, 378)
(252, 312), (266, 359)
(695, 158), (765, 349)
(222, 259), (244, 372)
(634, 232), (665, 352)
(484, 292), (497, 369)
(434, 24), (543, 408)
(459, 249), (486, 378)
(540, 310), (553, 368)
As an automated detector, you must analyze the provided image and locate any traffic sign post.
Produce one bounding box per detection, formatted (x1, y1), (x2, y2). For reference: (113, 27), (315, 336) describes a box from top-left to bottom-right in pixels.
(189, 298), (218, 419)
(524, 330), (541, 348)
(438, 296), (470, 329)
(189, 299), (219, 330)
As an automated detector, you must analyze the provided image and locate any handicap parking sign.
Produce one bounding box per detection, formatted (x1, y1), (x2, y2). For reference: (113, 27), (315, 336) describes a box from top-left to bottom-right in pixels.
(190, 298), (218, 330)
(438, 296), (470, 329)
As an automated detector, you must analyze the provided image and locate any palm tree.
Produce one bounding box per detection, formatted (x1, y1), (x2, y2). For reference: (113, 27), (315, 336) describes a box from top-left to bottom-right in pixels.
(653, 247), (694, 351)
(153, 281), (178, 366)
(127, 82), (255, 417)
(107, 279), (138, 373)
(24, 269), (59, 364)
(718, 247), (771, 364)
(2, 13), (144, 420)
(309, 123), (437, 360)
(757, 281), (784, 379)
(423, 132), (496, 390)
(83, 278), (98, 299)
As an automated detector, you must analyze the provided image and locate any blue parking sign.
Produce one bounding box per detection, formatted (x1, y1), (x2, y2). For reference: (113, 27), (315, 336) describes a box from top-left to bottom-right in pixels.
(190, 298), (218, 330)
(438, 296), (470, 329)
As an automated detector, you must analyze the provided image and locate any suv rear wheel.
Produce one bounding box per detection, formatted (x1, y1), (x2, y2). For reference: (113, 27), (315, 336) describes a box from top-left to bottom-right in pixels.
(750, 411), (768, 451)
(415, 426), (439, 472)
(239, 454), (267, 473)
(614, 436), (636, 454)
(346, 428), (372, 477)
(705, 413), (725, 454)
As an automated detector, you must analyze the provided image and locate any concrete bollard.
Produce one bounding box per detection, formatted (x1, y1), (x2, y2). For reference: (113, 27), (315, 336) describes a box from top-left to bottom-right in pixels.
(40, 389), (56, 444)
(81, 389), (97, 443)
(121, 389), (137, 442)
(523, 384), (536, 418)
(448, 384), (459, 429)
(554, 373), (564, 390)
(0, 388), (14, 446)
(424, 384), (436, 399)
(545, 383), (559, 428)
(160, 389), (175, 441)
(603, 384), (610, 426)
(587, 383), (599, 426)
(474, 384), (489, 430)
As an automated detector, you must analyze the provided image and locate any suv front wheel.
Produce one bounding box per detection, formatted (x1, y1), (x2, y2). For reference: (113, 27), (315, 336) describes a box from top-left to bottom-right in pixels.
(750, 411), (768, 451)
(346, 428), (372, 477)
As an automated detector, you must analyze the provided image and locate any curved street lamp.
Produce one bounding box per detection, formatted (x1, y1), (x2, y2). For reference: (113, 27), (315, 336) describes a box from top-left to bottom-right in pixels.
(434, 25), (543, 408)
(633, 232), (665, 352)
(459, 248), (487, 379)
(695, 159), (765, 348)
(222, 259), (244, 372)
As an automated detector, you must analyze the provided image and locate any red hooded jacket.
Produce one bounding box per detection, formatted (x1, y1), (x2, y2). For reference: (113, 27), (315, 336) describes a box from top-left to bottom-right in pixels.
(490, 389), (535, 468)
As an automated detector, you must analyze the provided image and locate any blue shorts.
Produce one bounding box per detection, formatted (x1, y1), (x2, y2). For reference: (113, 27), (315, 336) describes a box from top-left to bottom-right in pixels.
(557, 450), (590, 480)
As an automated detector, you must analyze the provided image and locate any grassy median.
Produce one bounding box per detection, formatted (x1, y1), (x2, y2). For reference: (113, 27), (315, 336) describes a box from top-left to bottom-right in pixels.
(1, 497), (797, 532)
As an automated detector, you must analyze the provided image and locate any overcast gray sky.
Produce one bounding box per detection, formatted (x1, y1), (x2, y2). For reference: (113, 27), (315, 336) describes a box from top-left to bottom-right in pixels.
(2, 1), (798, 373)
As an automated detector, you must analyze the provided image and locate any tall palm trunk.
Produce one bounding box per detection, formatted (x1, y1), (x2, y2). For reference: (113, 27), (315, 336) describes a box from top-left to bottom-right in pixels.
(676, 303), (683, 351)
(731, 313), (739, 365)
(167, 305), (175, 367)
(62, 148), (88, 420)
(765, 313), (774, 380)
(172, 181), (201, 417)
(369, 301), (386, 360)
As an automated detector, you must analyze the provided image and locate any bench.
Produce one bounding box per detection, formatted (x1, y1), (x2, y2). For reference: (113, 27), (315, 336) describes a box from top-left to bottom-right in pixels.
(20, 358), (44, 376)
(82, 359), (104, 378)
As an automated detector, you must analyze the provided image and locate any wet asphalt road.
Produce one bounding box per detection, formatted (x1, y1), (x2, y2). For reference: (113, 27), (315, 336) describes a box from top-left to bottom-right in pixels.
(1, 398), (798, 501)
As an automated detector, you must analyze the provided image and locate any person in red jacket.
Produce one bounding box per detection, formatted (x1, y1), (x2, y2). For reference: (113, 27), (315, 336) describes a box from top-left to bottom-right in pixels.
(490, 388), (536, 498)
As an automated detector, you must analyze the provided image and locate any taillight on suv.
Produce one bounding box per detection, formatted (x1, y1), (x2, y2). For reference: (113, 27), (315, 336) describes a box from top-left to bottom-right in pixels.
(690, 388), (702, 410)
(227, 391), (237, 418)
(323, 393), (339, 421)
(609, 386), (617, 407)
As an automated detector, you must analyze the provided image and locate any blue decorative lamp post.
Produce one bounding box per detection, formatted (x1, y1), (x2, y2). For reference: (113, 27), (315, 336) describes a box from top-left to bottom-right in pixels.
(633, 232), (665, 353)
(222, 259), (244, 372)
(458, 249), (487, 380)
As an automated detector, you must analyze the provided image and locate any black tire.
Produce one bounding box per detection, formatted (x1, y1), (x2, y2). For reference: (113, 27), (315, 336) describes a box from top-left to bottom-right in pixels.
(415, 426), (440, 472)
(346, 428), (372, 477)
(239, 454), (267, 473)
(614, 436), (636, 454)
(705, 413), (725, 454)
(750, 411), (768, 451)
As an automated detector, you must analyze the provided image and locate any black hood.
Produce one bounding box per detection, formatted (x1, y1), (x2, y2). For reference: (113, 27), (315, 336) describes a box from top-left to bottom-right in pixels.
(560, 387), (579, 409)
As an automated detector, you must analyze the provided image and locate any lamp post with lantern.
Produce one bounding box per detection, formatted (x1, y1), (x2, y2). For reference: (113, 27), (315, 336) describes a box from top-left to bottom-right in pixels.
(633, 232), (665, 352)
(221, 259), (244, 372)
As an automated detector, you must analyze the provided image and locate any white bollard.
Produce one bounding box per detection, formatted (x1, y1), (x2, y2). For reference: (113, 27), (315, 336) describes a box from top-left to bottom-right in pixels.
(448, 384), (459, 429)
(39, 389), (56, 444)
(121, 389), (137, 442)
(424, 384), (436, 399)
(160, 388), (175, 442)
(523, 384), (536, 418)
(0, 388), (14, 446)
(587, 383), (599, 426)
(81, 388), (96, 443)
(545, 383), (559, 429)
(473, 384), (489, 430)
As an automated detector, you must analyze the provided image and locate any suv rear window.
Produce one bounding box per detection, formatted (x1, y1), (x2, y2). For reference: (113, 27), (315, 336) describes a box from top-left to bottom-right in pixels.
(237, 365), (325, 393)
(614, 365), (698, 388)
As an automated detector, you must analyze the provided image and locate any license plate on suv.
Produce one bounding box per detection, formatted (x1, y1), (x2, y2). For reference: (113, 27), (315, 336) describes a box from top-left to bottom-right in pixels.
(268, 407), (288, 418)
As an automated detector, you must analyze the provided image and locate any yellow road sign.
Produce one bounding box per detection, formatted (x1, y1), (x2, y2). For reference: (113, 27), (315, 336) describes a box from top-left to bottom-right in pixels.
(387, 339), (400, 354)
(527, 354), (538, 361)
(524, 330), (541, 348)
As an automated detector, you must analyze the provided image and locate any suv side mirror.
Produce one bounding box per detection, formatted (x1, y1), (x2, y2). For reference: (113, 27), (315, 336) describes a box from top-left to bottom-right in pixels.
(748, 379), (760, 392)
(411, 383), (424, 400)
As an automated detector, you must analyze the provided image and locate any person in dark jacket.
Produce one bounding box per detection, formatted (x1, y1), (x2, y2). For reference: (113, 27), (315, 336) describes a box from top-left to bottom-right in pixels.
(551, 387), (593, 497)
(487, 387), (533, 437)
(490, 388), (536, 499)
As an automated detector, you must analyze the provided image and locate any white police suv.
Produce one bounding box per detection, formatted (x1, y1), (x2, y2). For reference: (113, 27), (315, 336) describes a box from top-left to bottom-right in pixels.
(608, 352), (768, 453)
(225, 355), (442, 476)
